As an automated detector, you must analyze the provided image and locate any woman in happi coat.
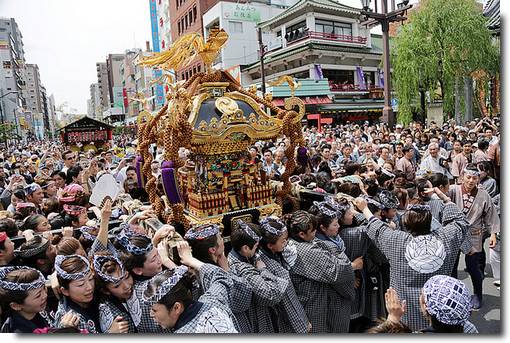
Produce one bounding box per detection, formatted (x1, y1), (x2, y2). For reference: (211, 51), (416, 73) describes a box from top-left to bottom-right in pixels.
(143, 241), (238, 333)
(93, 253), (137, 333)
(53, 254), (101, 333)
(227, 221), (289, 333)
(335, 198), (387, 332)
(353, 197), (470, 332)
(286, 208), (356, 333)
(0, 266), (52, 333)
(183, 223), (252, 332)
(257, 217), (309, 333)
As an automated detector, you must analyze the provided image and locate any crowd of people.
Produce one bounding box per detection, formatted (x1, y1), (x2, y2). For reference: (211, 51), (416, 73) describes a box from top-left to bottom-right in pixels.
(0, 116), (501, 334)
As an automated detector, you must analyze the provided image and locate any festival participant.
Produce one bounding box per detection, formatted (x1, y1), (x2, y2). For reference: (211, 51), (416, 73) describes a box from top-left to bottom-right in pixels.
(448, 164), (500, 310)
(14, 234), (56, 277)
(22, 214), (51, 233)
(25, 183), (44, 213)
(53, 254), (101, 333)
(354, 197), (470, 331)
(112, 226), (170, 333)
(0, 266), (51, 332)
(143, 241), (238, 333)
(93, 254), (136, 333)
(451, 141), (473, 180)
(257, 217), (309, 333)
(395, 145), (416, 182)
(477, 161), (498, 198)
(227, 221), (288, 333)
(6, 189), (26, 214)
(287, 208), (356, 333)
(61, 151), (76, 174)
(183, 223), (252, 331)
(376, 276), (478, 333)
(419, 143), (450, 176)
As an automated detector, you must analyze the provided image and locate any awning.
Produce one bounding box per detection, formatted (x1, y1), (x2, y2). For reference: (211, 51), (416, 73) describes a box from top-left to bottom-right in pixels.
(272, 95), (332, 107)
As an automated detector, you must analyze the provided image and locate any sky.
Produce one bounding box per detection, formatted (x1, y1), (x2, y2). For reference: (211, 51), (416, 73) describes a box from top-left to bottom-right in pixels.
(0, 0), (492, 114)
(0, 0), (152, 113)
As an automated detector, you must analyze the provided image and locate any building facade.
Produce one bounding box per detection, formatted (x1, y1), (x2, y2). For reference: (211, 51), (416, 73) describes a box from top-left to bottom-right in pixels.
(96, 62), (110, 115)
(202, 0), (296, 75)
(105, 53), (125, 123)
(120, 48), (142, 121)
(241, 0), (385, 125)
(0, 17), (26, 132)
(24, 63), (48, 138)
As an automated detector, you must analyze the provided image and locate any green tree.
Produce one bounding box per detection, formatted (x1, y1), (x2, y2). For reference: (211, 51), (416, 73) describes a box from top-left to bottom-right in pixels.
(0, 123), (16, 146)
(392, 0), (499, 124)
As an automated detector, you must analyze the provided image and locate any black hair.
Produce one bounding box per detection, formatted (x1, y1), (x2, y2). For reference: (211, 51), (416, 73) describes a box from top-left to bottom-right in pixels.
(185, 233), (219, 265)
(230, 222), (260, 252)
(337, 182), (362, 198)
(12, 189), (26, 202)
(143, 269), (195, 313)
(427, 173), (449, 188)
(477, 139), (489, 151)
(0, 268), (43, 319)
(65, 166), (83, 185)
(286, 210), (317, 240)
(401, 208), (432, 236)
(114, 235), (152, 271)
(259, 217), (287, 247)
(21, 214), (46, 232)
(344, 161), (361, 176)
(0, 218), (19, 238)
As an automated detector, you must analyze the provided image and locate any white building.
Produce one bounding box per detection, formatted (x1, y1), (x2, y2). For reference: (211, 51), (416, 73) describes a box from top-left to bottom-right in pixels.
(202, 0), (298, 75)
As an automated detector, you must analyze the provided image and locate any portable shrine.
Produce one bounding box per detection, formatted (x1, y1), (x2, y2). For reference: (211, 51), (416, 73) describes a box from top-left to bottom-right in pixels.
(135, 28), (305, 233)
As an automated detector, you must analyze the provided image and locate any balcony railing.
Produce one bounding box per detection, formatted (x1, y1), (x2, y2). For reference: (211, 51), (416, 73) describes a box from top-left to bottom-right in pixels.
(287, 30), (368, 46)
(329, 83), (383, 93)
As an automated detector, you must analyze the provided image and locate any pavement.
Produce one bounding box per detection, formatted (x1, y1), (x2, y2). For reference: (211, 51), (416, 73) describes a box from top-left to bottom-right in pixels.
(457, 239), (501, 334)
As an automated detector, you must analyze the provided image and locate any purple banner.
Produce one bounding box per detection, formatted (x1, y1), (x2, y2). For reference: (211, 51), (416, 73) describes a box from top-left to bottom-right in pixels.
(356, 66), (367, 90)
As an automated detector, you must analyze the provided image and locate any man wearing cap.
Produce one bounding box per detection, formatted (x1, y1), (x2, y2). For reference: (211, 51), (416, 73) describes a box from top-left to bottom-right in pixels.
(448, 164), (500, 310)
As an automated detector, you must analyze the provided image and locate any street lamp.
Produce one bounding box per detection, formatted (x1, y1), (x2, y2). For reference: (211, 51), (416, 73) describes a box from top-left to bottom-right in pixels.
(360, 0), (412, 128)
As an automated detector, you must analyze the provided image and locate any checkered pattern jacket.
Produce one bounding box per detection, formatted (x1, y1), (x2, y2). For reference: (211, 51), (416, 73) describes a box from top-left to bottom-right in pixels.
(174, 264), (238, 333)
(98, 298), (137, 333)
(53, 298), (100, 333)
(258, 247), (309, 333)
(427, 199), (472, 254)
(228, 250), (289, 333)
(339, 225), (387, 321)
(289, 238), (355, 333)
(131, 278), (168, 333)
(364, 207), (470, 332)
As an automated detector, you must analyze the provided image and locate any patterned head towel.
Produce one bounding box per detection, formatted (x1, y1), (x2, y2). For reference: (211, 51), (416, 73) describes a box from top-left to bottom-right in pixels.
(54, 254), (91, 280)
(238, 221), (261, 242)
(24, 183), (41, 196)
(422, 275), (472, 325)
(0, 266), (46, 291)
(259, 217), (287, 236)
(143, 266), (188, 304)
(184, 224), (220, 241)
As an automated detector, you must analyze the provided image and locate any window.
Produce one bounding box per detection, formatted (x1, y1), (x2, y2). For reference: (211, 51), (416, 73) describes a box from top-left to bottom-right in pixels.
(189, 11), (192, 25)
(176, 0), (179, 9)
(229, 21), (243, 33)
(193, 6), (197, 22)
(315, 19), (352, 37)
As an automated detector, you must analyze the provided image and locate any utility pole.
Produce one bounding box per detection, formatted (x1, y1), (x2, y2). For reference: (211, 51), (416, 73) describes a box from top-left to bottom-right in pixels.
(257, 27), (267, 95)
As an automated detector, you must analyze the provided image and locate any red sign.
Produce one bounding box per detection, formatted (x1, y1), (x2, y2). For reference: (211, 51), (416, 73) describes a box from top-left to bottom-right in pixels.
(67, 130), (108, 143)
(123, 88), (129, 108)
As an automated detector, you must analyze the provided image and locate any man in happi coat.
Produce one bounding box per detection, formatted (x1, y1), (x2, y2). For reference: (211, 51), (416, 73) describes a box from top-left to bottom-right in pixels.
(448, 165), (500, 310)
(354, 198), (470, 332)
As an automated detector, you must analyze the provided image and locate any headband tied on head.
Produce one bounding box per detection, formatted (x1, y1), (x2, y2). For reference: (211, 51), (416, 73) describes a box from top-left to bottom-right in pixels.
(407, 204), (431, 212)
(116, 229), (153, 255)
(59, 184), (85, 204)
(463, 168), (480, 177)
(238, 222), (261, 242)
(143, 266), (188, 304)
(93, 254), (126, 285)
(24, 183), (41, 196)
(259, 217), (287, 236)
(313, 201), (338, 218)
(16, 202), (36, 211)
(0, 266), (46, 291)
(14, 236), (50, 259)
(63, 204), (87, 216)
(184, 224), (220, 241)
(54, 254), (91, 280)
(79, 226), (97, 242)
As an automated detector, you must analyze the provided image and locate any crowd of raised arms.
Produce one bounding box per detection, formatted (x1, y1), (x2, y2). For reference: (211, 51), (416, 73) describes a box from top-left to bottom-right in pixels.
(0, 116), (500, 334)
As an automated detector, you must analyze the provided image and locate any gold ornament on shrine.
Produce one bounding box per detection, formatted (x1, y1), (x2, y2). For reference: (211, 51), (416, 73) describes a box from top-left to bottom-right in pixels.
(134, 29), (305, 234)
